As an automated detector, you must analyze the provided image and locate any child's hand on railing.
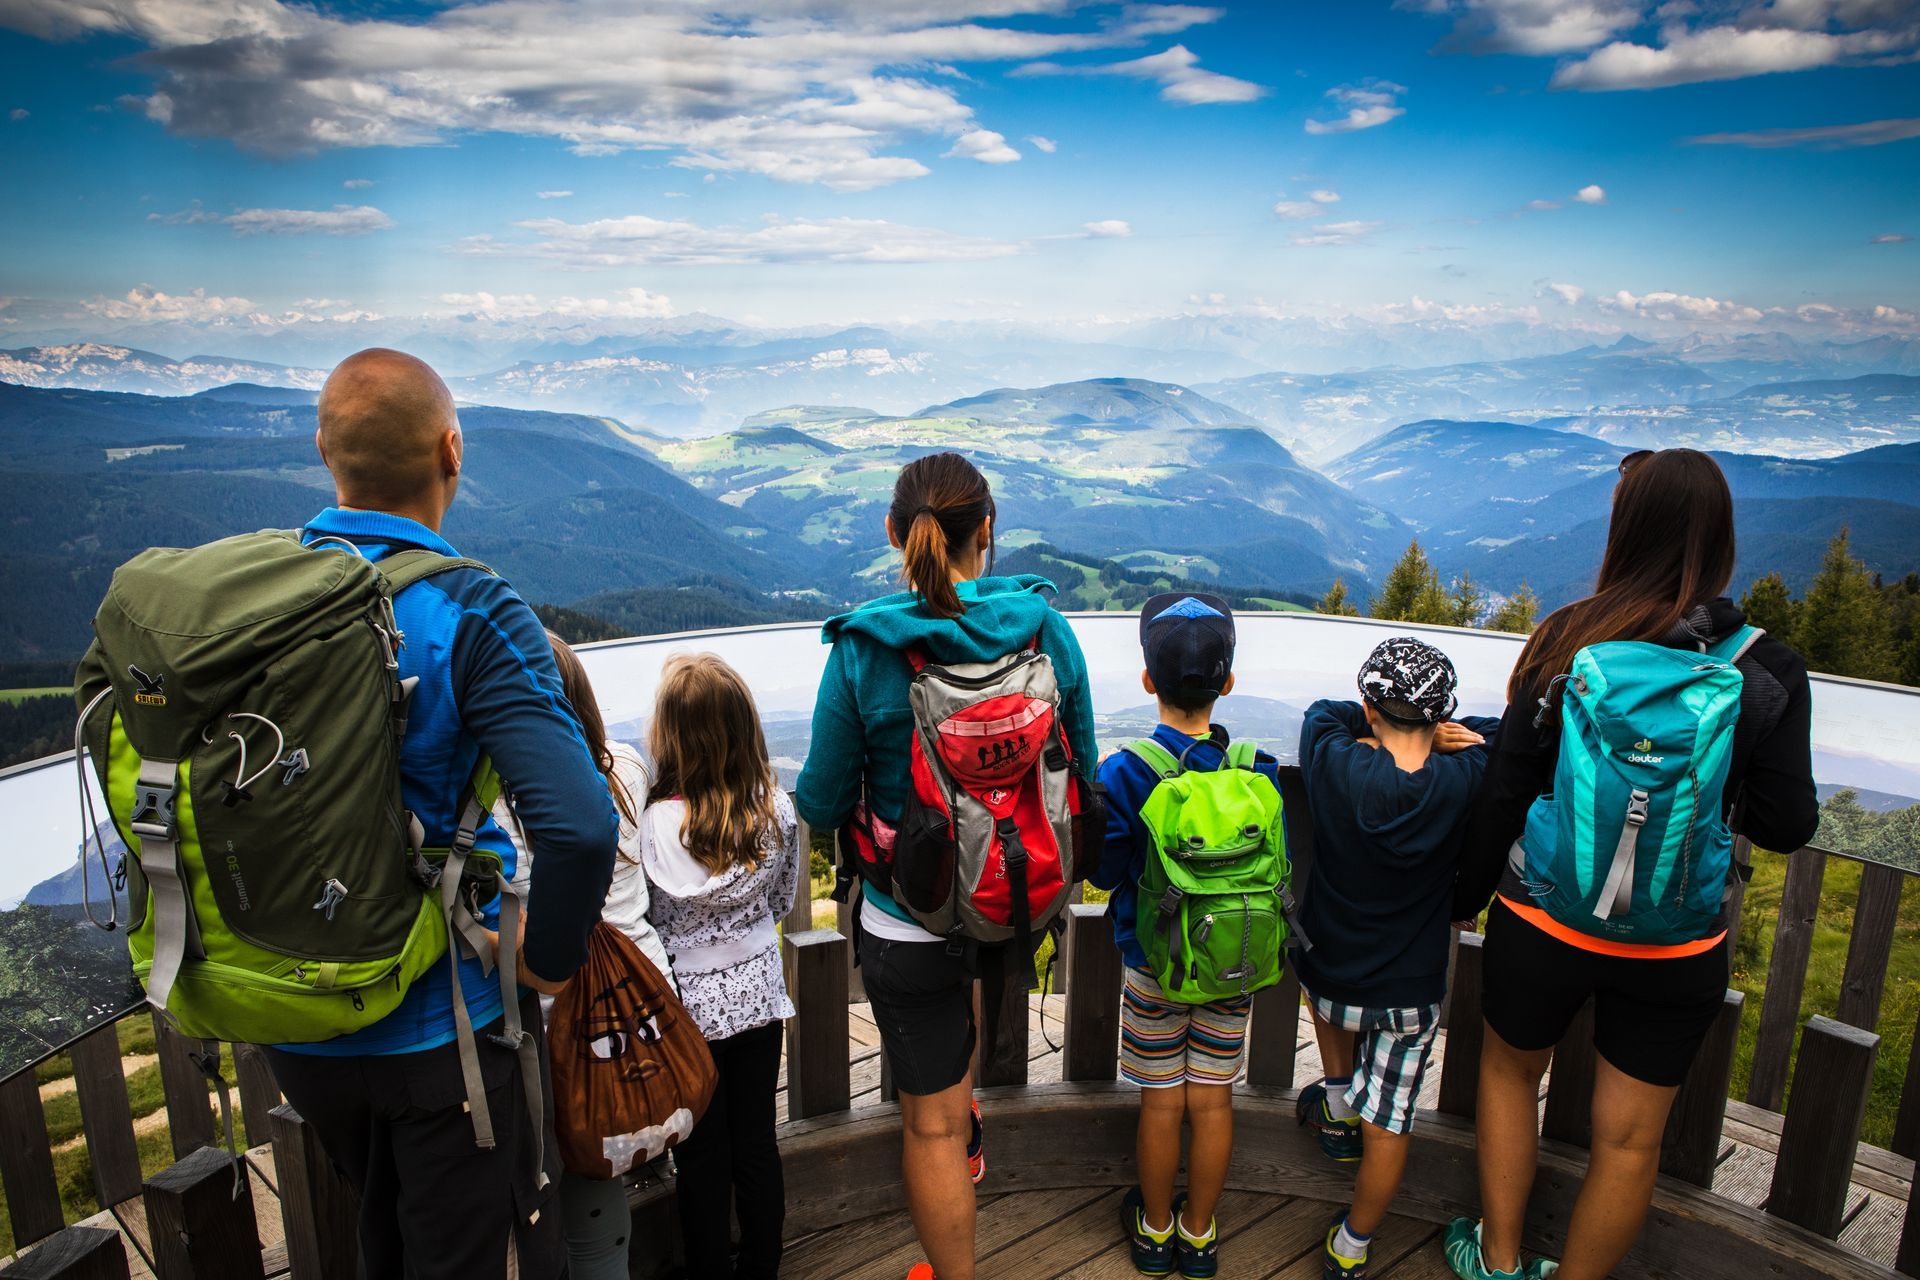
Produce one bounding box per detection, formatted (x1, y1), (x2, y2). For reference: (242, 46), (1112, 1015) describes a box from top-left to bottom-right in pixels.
(1432, 721), (1487, 754)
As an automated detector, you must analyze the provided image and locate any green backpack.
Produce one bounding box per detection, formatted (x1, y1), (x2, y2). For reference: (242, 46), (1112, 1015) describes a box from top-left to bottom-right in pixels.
(1125, 737), (1290, 1004)
(73, 530), (508, 1049)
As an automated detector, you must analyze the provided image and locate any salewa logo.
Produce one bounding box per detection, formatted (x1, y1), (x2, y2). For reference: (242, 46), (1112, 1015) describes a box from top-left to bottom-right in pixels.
(127, 663), (167, 707)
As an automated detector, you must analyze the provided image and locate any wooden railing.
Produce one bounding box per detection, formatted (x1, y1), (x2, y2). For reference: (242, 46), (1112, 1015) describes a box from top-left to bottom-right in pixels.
(3, 777), (1916, 1278)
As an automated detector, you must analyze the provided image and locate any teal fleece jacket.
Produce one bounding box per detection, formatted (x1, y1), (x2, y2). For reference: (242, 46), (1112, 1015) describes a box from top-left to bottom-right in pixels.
(795, 575), (1098, 924)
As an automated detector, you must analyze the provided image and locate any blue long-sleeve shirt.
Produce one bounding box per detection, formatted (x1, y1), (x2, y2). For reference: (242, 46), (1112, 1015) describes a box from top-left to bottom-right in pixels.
(279, 507), (618, 1056)
(1295, 699), (1498, 1009)
(1092, 724), (1282, 972)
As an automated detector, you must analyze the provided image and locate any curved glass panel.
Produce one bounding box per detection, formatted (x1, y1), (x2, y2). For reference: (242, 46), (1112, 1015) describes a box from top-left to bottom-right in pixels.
(1, 612), (1914, 1078)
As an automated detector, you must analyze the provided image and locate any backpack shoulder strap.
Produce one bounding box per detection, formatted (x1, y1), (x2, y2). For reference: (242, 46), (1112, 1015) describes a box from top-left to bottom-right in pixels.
(1705, 623), (1764, 666)
(377, 548), (496, 596)
(1121, 738), (1182, 781)
(1225, 740), (1259, 771)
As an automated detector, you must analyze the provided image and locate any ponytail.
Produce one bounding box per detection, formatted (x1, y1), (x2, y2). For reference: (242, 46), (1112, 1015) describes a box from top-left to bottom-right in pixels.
(890, 452), (995, 620)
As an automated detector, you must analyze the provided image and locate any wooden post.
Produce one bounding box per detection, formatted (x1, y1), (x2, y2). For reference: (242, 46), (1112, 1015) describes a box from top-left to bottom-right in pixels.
(150, 1013), (215, 1160)
(1062, 903), (1122, 1083)
(974, 943), (1030, 1088)
(268, 1104), (361, 1280)
(1661, 989), (1745, 1187)
(835, 893), (865, 1005)
(1540, 998), (1596, 1149)
(228, 1044), (279, 1151)
(1901, 1166), (1920, 1277)
(1746, 847), (1826, 1111)
(784, 816), (815, 937)
(142, 1144), (265, 1280)
(0, 1068), (66, 1247)
(783, 929), (851, 1120)
(1246, 978), (1300, 1089)
(1768, 1015), (1879, 1238)
(1721, 836), (1754, 955)
(0, 1225), (130, 1279)
(1053, 883), (1082, 997)
(70, 1020), (143, 1210)
(1894, 1001), (1920, 1160)
(1837, 860), (1903, 1032)
(1437, 932), (1486, 1119)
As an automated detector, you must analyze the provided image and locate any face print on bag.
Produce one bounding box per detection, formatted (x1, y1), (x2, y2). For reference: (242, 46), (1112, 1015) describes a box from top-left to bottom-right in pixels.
(579, 975), (671, 1082)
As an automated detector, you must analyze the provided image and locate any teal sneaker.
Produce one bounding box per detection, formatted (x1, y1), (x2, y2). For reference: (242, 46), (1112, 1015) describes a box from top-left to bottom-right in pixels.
(1322, 1212), (1368, 1279)
(1442, 1218), (1533, 1280)
(1174, 1209), (1219, 1279)
(1296, 1081), (1364, 1162)
(1122, 1187), (1181, 1276)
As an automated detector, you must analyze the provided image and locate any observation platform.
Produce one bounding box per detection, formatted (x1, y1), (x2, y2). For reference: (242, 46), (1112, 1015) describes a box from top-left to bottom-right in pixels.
(1, 613), (1916, 1279)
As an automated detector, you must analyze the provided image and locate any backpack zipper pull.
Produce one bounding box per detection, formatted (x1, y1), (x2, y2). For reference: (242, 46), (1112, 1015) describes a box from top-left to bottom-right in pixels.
(313, 878), (350, 921)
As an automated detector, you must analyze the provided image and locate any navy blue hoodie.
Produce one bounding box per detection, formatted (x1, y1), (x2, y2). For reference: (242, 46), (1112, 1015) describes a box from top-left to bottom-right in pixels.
(1295, 700), (1499, 1010)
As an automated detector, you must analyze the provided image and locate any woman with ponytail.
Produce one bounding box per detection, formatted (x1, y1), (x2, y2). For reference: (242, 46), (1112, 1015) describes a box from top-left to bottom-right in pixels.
(1443, 449), (1817, 1280)
(797, 452), (1096, 1280)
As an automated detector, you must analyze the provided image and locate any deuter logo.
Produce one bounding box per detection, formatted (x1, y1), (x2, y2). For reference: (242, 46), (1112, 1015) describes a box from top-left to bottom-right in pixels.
(1635, 738), (1653, 752)
(1626, 737), (1665, 765)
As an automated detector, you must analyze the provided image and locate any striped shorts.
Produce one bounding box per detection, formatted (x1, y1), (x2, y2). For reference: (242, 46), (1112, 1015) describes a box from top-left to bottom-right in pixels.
(1306, 990), (1441, 1135)
(1119, 967), (1253, 1088)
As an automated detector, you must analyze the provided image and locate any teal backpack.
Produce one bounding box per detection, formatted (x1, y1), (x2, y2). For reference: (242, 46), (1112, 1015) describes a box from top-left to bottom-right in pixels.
(1513, 625), (1763, 945)
(1124, 737), (1289, 1004)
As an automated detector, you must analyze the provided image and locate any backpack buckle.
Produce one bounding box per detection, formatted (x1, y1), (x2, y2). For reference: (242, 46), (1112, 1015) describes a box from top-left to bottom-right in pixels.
(129, 779), (176, 841)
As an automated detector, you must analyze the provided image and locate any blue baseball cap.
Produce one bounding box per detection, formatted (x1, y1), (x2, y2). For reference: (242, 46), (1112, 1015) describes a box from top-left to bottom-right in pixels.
(1141, 592), (1236, 699)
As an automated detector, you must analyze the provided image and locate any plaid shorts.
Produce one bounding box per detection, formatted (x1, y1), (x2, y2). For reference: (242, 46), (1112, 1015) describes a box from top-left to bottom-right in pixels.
(1119, 967), (1253, 1088)
(1307, 991), (1441, 1135)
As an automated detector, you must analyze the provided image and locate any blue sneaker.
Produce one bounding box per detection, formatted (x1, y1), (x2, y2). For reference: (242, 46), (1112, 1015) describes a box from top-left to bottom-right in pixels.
(1296, 1081), (1364, 1162)
(1175, 1210), (1219, 1279)
(1442, 1218), (1557, 1280)
(1323, 1212), (1368, 1279)
(1122, 1187), (1182, 1276)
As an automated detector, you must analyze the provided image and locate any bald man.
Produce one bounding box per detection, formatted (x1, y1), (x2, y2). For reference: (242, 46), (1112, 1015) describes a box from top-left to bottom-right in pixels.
(267, 349), (618, 1280)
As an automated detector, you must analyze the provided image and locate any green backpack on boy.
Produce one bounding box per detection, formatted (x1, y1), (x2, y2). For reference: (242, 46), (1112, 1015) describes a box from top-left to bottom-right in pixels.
(1124, 736), (1289, 1004)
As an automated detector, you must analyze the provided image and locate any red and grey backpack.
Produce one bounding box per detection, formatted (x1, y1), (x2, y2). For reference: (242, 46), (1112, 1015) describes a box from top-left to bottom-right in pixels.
(836, 639), (1101, 968)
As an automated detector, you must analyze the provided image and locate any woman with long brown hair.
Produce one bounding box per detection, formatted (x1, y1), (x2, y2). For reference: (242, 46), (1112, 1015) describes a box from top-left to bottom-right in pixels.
(795, 452), (1096, 1280)
(1444, 450), (1818, 1280)
(638, 651), (800, 1280)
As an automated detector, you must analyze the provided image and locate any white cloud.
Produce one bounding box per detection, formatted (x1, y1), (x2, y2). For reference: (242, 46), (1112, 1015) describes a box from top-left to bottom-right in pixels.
(1305, 81), (1406, 134)
(1, 1), (1236, 190)
(1873, 233), (1912, 244)
(1574, 183), (1606, 203)
(8, 108), (26, 122)
(1272, 200), (1320, 219)
(1017, 43), (1267, 105)
(945, 128), (1020, 163)
(1554, 15), (1920, 91)
(1026, 134), (1057, 152)
(1401, 1), (1641, 55)
(84, 285), (264, 324)
(1687, 117), (1920, 150)
(457, 212), (1026, 267)
(1308, 188), (1341, 204)
(1875, 304), (1919, 325)
(1527, 198), (1562, 210)
(1081, 219), (1132, 237)
(1290, 219), (1383, 246)
(149, 203), (395, 234)
(536, 190), (574, 200)
(342, 177), (372, 189)
(436, 288), (674, 320)
(1598, 288), (1763, 323)
(1544, 280), (1585, 304)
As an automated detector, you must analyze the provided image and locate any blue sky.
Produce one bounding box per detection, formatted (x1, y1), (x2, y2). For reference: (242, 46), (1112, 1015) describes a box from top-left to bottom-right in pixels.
(0, 1), (1916, 344)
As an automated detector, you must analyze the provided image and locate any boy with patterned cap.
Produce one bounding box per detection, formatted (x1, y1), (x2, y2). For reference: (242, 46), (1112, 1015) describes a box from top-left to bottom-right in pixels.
(1295, 636), (1500, 1280)
(1091, 593), (1281, 1279)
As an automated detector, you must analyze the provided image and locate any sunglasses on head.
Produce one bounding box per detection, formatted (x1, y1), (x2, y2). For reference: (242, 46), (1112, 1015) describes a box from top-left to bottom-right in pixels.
(1619, 449), (1655, 477)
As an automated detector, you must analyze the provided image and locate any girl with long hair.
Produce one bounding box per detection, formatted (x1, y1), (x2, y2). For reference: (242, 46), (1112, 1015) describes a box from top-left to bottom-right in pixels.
(795, 452), (1097, 1280)
(638, 652), (800, 1280)
(1444, 449), (1818, 1280)
(494, 633), (674, 1280)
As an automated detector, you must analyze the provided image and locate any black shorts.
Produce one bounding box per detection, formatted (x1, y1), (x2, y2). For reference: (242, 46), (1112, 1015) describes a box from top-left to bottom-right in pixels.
(1482, 897), (1728, 1088)
(860, 931), (976, 1097)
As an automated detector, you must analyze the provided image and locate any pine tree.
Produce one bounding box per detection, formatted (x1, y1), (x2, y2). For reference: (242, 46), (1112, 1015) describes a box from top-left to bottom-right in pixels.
(1449, 574), (1484, 627)
(1740, 572), (1797, 639)
(1485, 583), (1540, 634)
(1792, 528), (1898, 680)
(1407, 576), (1457, 626)
(1316, 577), (1361, 617)
(1373, 541), (1435, 622)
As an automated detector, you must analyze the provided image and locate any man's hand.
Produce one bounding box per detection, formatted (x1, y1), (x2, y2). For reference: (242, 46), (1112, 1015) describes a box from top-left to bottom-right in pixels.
(481, 915), (572, 996)
(1433, 721), (1488, 754)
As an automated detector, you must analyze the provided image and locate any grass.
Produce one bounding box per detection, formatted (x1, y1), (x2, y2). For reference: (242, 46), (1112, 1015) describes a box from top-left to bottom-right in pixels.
(0, 687), (64, 705)
(1730, 848), (1919, 1148)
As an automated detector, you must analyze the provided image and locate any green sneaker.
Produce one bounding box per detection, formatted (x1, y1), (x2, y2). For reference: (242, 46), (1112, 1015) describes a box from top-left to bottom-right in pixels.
(1442, 1218), (1527, 1280)
(1296, 1081), (1364, 1162)
(1322, 1212), (1368, 1279)
(1123, 1187), (1181, 1276)
(1174, 1209), (1219, 1279)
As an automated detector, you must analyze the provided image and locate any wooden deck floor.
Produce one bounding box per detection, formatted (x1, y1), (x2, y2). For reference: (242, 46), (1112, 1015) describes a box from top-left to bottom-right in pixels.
(18, 993), (1911, 1276)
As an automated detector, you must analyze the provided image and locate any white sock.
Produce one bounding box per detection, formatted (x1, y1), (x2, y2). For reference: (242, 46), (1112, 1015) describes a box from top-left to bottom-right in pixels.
(1323, 1077), (1358, 1121)
(1141, 1212), (1174, 1238)
(1333, 1217), (1371, 1261)
(1178, 1213), (1215, 1245)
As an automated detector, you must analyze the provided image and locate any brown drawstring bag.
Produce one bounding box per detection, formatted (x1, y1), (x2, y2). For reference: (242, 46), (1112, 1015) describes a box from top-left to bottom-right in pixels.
(547, 921), (718, 1179)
